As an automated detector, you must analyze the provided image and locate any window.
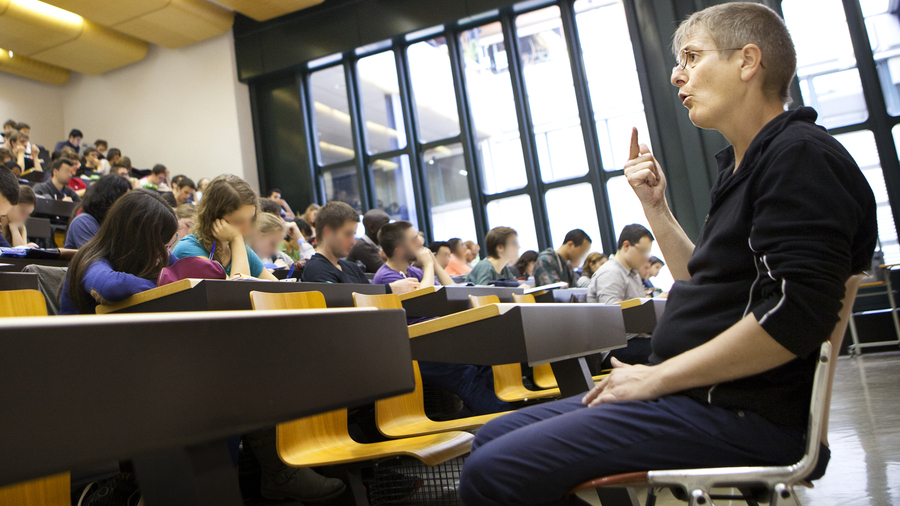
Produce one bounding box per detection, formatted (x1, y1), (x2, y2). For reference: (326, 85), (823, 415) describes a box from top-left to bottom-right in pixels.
(461, 22), (528, 194)
(357, 51), (407, 154)
(516, 6), (590, 183)
(861, 0), (900, 115)
(782, 0), (868, 128)
(310, 65), (356, 165)
(606, 176), (674, 291)
(486, 194), (539, 253)
(372, 154), (418, 229)
(544, 183), (602, 250)
(408, 37), (461, 143)
(424, 143), (477, 242)
(838, 129), (899, 263)
(575, 0), (653, 172)
(322, 165), (361, 212)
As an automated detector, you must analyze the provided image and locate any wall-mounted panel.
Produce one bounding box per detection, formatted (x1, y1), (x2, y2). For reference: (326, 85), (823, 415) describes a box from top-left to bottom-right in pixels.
(214, 0), (325, 22)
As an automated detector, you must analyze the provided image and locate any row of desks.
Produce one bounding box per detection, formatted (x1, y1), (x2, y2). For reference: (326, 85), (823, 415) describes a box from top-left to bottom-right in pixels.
(3, 278), (665, 505)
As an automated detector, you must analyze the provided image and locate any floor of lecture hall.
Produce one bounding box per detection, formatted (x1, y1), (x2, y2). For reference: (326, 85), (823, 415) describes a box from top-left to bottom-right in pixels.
(577, 351), (900, 506)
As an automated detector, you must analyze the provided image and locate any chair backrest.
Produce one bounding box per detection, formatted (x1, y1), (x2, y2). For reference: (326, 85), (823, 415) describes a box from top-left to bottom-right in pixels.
(0, 290), (48, 317)
(469, 294), (500, 308)
(512, 293), (536, 304)
(821, 274), (865, 443)
(249, 290), (326, 310)
(20, 265), (66, 315)
(352, 292), (403, 310)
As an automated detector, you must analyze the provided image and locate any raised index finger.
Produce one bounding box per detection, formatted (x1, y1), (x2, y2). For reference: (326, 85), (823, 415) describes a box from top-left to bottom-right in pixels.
(629, 127), (640, 161)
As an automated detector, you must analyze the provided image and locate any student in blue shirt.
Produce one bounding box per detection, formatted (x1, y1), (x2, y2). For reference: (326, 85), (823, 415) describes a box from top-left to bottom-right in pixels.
(64, 175), (131, 248)
(60, 190), (178, 315)
(172, 174), (278, 281)
(372, 220), (454, 287)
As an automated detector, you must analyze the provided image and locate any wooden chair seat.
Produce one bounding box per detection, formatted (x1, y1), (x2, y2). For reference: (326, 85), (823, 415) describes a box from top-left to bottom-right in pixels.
(277, 409), (473, 467)
(0, 290), (68, 506)
(352, 292), (512, 437)
(470, 294), (562, 402)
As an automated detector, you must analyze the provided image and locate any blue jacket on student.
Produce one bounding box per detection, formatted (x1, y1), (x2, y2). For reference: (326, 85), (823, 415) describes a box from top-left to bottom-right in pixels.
(59, 253), (178, 315)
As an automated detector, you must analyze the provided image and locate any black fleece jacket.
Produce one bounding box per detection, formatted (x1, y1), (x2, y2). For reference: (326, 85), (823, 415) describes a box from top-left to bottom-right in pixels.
(650, 107), (877, 427)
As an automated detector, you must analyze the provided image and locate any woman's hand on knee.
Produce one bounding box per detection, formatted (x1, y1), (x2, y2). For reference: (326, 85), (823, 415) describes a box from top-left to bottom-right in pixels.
(582, 358), (664, 407)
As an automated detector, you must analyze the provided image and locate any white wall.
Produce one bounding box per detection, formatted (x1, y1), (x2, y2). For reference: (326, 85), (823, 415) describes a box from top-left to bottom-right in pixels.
(0, 72), (66, 149)
(0, 33), (258, 190)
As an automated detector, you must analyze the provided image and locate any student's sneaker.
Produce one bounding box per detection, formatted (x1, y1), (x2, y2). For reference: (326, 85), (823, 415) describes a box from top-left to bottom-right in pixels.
(260, 467), (346, 502)
(77, 473), (141, 506)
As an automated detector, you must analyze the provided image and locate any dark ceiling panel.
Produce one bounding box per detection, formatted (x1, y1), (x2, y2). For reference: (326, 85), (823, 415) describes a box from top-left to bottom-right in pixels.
(355, 0), (468, 45)
(259, 5), (362, 74)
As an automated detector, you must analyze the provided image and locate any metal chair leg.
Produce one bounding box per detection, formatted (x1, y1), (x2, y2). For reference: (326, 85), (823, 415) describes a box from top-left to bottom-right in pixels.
(848, 313), (861, 356)
(687, 488), (713, 506)
(769, 483), (801, 506)
(645, 487), (658, 506)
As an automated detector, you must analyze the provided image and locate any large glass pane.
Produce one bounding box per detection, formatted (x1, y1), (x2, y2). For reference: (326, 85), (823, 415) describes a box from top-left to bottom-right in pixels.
(861, 0), (900, 115)
(424, 143), (477, 242)
(322, 165), (362, 213)
(516, 6), (590, 183)
(782, 0), (869, 128)
(310, 65), (355, 165)
(357, 51), (407, 154)
(544, 183), (602, 250)
(372, 154), (418, 229)
(460, 22), (528, 194)
(485, 194), (539, 254)
(837, 129), (899, 263)
(575, 0), (653, 172)
(408, 37), (461, 143)
(606, 176), (674, 291)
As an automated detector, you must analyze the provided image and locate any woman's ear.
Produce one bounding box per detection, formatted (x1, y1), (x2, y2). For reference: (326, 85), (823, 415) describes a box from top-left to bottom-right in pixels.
(739, 43), (764, 83)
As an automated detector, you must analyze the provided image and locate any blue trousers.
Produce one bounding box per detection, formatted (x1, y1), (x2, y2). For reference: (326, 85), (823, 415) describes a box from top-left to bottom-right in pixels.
(419, 362), (512, 415)
(460, 395), (814, 506)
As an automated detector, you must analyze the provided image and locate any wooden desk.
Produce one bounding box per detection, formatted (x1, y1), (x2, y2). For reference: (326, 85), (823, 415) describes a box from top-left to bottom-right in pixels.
(402, 285), (555, 318)
(408, 303), (626, 397)
(0, 309), (414, 506)
(97, 278), (386, 314)
(620, 298), (667, 334)
(0, 272), (39, 291)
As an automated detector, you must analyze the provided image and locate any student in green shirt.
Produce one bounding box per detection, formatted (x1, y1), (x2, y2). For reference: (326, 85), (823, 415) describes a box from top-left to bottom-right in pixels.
(465, 226), (520, 285)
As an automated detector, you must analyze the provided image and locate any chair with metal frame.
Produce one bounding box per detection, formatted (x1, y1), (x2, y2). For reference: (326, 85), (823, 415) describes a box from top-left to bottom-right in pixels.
(848, 262), (900, 355)
(568, 274), (865, 506)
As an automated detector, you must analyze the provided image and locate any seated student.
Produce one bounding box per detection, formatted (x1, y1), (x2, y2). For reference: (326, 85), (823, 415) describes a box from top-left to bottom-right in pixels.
(280, 217), (315, 262)
(139, 164), (169, 191)
(444, 238), (473, 276)
(160, 192), (178, 208)
(172, 174), (278, 281)
(429, 241), (453, 271)
(60, 191), (178, 315)
(81, 147), (103, 178)
(54, 129), (82, 154)
(33, 158), (81, 202)
(112, 156), (132, 179)
(174, 203), (196, 247)
(301, 201), (418, 294)
(1, 185), (37, 248)
(8, 130), (42, 173)
(347, 209), (390, 273)
(259, 198), (284, 218)
(196, 177), (210, 201)
(64, 175), (132, 249)
(465, 240), (480, 267)
(533, 229), (592, 287)
(0, 171), (21, 247)
(459, 5), (877, 504)
(465, 227), (520, 286)
(643, 255), (665, 292)
(267, 188), (295, 220)
(373, 221), (454, 288)
(509, 250), (538, 281)
(172, 176), (196, 206)
(587, 224), (652, 304)
(250, 211), (294, 268)
(576, 252), (608, 288)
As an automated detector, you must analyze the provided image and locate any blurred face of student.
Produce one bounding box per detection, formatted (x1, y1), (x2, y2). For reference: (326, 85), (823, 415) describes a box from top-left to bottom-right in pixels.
(525, 260), (535, 276)
(434, 246), (452, 269)
(252, 230), (283, 260)
(54, 163), (74, 184)
(177, 217), (193, 240)
(496, 234), (520, 264)
(8, 202), (33, 224)
(70, 135), (82, 145)
(269, 191), (281, 200)
(393, 227), (421, 262)
(116, 167), (129, 178)
(621, 236), (652, 272)
(649, 262), (663, 278)
(570, 240), (592, 265)
(174, 185), (195, 205)
(323, 220), (358, 258)
(591, 257), (607, 273)
(639, 261), (651, 280)
(85, 151), (99, 167)
(453, 242), (467, 258)
(96, 144), (107, 155)
(14, 137), (27, 150)
(416, 232), (425, 249)
(222, 204), (257, 238)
